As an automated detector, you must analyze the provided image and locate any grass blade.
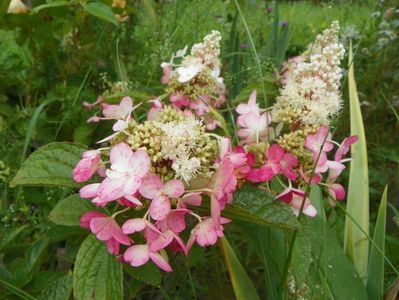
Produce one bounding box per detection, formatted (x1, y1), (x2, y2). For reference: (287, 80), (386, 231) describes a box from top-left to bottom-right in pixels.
(367, 185), (387, 299)
(344, 41), (369, 283)
(220, 237), (260, 300)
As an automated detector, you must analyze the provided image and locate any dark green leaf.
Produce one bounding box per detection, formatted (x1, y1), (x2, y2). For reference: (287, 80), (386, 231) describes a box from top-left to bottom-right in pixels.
(367, 186), (387, 300)
(0, 225), (27, 252)
(83, 2), (118, 26)
(309, 186), (368, 300)
(73, 235), (123, 300)
(32, 1), (70, 13)
(49, 194), (95, 226)
(229, 184), (299, 230)
(124, 263), (161, 287)
(38, 274), (73, 300)
(26, 238), (49, 274)
(291, 219), (312, 286)
(10, 142), (86, 188)
(220, 237), (260, 300)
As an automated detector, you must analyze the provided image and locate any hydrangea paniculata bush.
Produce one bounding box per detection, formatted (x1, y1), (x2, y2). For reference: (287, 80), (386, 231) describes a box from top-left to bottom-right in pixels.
(74, 22), (357, 272)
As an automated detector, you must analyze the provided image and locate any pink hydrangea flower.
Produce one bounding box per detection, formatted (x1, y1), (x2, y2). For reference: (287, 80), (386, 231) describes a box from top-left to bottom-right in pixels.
(328, 183), (345, 202)
(237, 112), (272, 144)
(276, 188), (317, 217)
(122, 218), (162, 236)
(177, 193), (202, 208)
(190, 98), (209, 116)
(219, 138), (248, 168)
(304, 126), (334, 165)
(161, 62), (172, 84)
(80, 211), (131, 255)
(73, 150), (105, 182)
(139, 175), (185, 221)
(236, 90), (260, 116)
(208, 158), (237, 227)
(334, 135), (358, 161)
(156, 209), (190, 234)
(96, 143), (151, 206)
(187, 217), (231, 250)
(124, 244), (172, 272)
(101, 96), (134, 120)
(147, 98), (165, 121)
(247, 144), (298, 182)
(170, 91), (190, 108)
(124, 227), (185, 271)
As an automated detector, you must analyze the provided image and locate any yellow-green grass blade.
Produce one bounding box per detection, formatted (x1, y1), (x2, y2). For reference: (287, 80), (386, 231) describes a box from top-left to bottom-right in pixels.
(367, 186), (387, 299)
(344, 42), (369, 283)
(220, 237), (260, 300)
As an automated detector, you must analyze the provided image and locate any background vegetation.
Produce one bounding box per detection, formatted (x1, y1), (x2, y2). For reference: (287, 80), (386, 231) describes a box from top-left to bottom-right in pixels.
(0, 0), (398, 299)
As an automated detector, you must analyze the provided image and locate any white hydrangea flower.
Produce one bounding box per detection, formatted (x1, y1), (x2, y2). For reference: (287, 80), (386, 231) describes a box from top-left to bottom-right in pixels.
(176, 57), (204, 83)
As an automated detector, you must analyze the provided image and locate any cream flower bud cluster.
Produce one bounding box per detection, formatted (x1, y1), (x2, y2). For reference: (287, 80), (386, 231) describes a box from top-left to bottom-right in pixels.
(159, 117), (209, 182)
(273, 21), (345, 125)
(170, 30), (223, 84)
(191, 30), (222, 69)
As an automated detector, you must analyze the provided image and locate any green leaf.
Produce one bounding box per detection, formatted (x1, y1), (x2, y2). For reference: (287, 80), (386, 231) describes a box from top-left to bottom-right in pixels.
(82, 2), (118, 26)
(73, 235), (123, 300)
(229, 184), (299, 230)
(38, 274), (73, 300)
(32, 1), (70, 13)
(367, 186), (387, 300)
(309, 186), (368, 299)
(49, 194), (95, 226)
(290, 219), (312, 286)
(0, 225), (27, 252)
(344, 42), (369, 282)
(124, 263), (161, 287)
(10, 142), (86, 188)
(220, 237), (260, 300)
(26, 238), (49, 274)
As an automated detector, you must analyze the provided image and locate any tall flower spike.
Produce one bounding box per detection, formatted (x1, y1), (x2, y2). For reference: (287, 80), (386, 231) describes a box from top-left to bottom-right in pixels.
(272, 21), (345, 126)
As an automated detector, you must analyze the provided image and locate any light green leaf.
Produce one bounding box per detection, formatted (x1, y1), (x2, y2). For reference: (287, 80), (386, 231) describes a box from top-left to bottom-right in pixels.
(220, 237), (260, 300)
(49, 194), (95, 226)
(73, 235), (123, 300)
(230, 184), (299, 230)
(82, 2), (118, 26)
(344, 42), (369, 283)
(367, 186), (387, 300)
(38, 274), (73, 300)
(32, 1), (70, 13)
(10, 142), (86, 188)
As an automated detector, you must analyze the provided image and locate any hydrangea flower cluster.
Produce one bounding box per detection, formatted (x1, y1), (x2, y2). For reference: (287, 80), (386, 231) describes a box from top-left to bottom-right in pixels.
(159, 30), (226, 130)
(74, 96), (236, 272)
(272, 21), (345, 126)
(73, 21), (357, 272)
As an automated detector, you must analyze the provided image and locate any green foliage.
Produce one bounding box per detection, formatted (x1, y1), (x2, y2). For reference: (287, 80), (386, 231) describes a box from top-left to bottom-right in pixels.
(83, 2), (119, 26)
(124, 263), (161, 287)
(11, 142), (86, 188)
(73, 235), (123, 300)
(220, 237), (260, 300)
(37, 273), (73, 300)
(310, 186), (368, 299)
(231, 184), (299, 230)
(344, 43), (370, 283)
(367, 186), (388, 299)
(49, 194), (95, 227)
